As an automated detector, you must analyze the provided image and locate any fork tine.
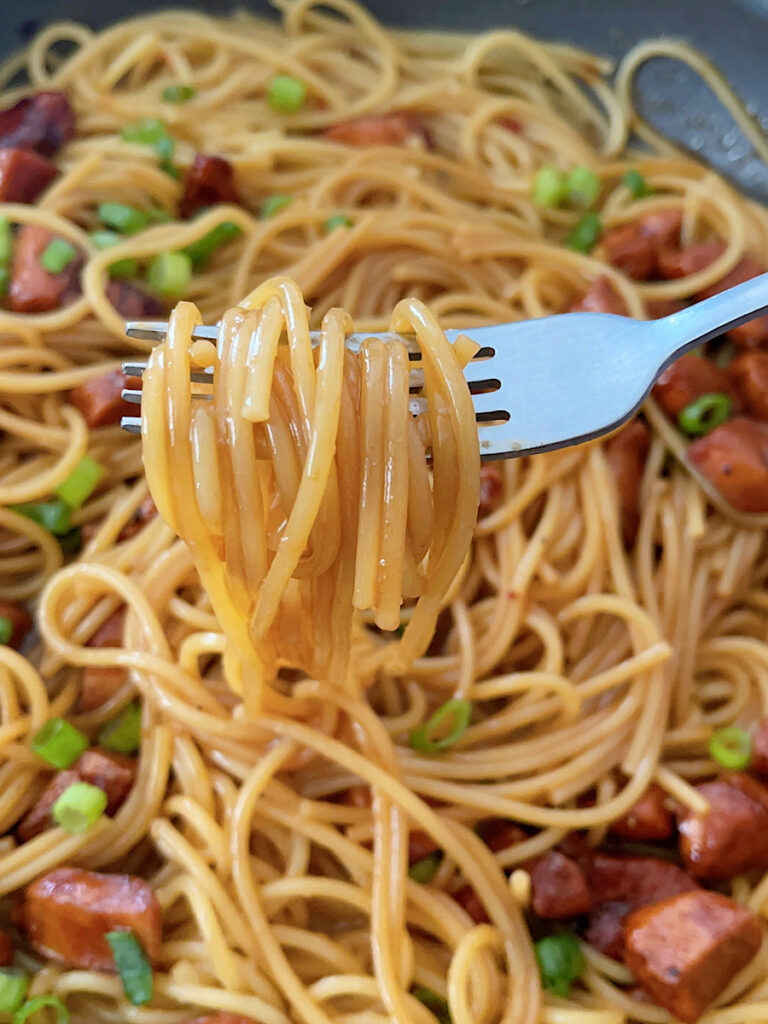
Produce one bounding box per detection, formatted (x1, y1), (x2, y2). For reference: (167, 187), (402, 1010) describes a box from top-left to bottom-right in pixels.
(125, 321), (220, 342)
(121, 389), (142, 406)
(121, 416), (142, 434)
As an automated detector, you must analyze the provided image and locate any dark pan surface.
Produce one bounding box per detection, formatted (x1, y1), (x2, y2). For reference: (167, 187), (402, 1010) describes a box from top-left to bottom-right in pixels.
(2, 0), (768, 199)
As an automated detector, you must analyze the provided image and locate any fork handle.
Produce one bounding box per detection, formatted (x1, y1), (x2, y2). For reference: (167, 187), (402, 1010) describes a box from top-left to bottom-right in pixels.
(653, 270), (768, 367)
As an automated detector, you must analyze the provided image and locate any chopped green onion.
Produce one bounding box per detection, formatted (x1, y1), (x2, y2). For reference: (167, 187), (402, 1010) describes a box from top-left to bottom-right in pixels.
(678, 392), (732, 437)
(622, 169), (652, 199)
(409, 699), (472, 753)
(58, 527), (83, 556)
(31, 718), (88, 769)
(709, 725), (752, 771)
(10, 500), (71, 536)
(0, 971), (29, 1014)
(412, 988), (451, 1024)
(106, 931), (153, 1006)
(408, 852), (442, 883)
(162, 84), (195, 104)
(98, 203), (148, 236)
(0, 617), (12, 646)
(267, 74), (306, 114)
(324, 213), (352, 232)
(0, 266), (10, 299)
(90, 229), (140, 278)
(261, 194), (293, 219)
(146, 251), (192, 300)
(532, 165), (567, 207)
(0, 217), (13, 266)
(13, 995), (69, 1024)
(90, 229), (122, 250)
(534, 933), (585, 998)
(52, 781), (107, 834)
(145, 206), (173, 225)
(55, 455), (103, 509)
(122, 117), (175, 161)
(99, 701), (142, 754)
(160, 159), (181, 180)
(566, 166), (601, 208)
(566, 212), (602, 253)
(40, 238), (76, 275)
(183, 222), (242, 269)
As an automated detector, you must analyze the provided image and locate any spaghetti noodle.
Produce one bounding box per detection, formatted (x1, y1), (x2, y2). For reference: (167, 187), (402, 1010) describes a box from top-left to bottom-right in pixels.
(0, 4), (768, 1024)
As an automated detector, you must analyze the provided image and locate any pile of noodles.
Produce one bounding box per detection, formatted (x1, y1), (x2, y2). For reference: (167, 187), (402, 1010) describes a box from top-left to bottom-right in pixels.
(3, 3), (768, 1023)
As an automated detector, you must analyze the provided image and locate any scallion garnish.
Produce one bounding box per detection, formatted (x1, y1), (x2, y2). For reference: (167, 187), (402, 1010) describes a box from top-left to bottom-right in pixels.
(532, 165), (567, 208)
(106, 931), (153, 1006)
(13, 995), (69, 1024)
(534, 933), (585, 998)
(99, 701), (142, 754)
(98, 203), (148, 236)
(0, 267), (9, 299)
(622, 169), (652, 198)
(412, 987), (451, 1024)
(409, 699), (472, 753)
(324, 213), (352, 232)
(55, 455), (103, 509)
(0, 971), (29, 1014)
(40, 238), (77, 275)
(9, 500), (72, 536)
(58, 527), (83, 556)
(261, 194), (293, 219)
(146, 251), (192, 299)
(267, 74), (306, 113)
(183, 221), (242, 269)
(408, 852), (442, 883)
(709, 725), (752, 771)
(31, 718), (88, 769)
(566, 212), (602, 253)
(566, 166), (601, 208)
(678, 393), (731, 437)
(0, 216), (13, 266)
(90, 230), (138, 278)
(0, 617), (12, 646)
(122, 117), (175, 161)
(162, 84), (195, 104)
(52, 781), (107, 834)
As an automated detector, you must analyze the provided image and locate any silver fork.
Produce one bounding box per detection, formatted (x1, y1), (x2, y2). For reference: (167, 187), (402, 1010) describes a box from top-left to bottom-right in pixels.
(120, 272), (768, 460)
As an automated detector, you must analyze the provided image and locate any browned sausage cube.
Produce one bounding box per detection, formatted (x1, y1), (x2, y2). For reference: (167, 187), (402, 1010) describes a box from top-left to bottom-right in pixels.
(657, 241), (725, 280)
(0, 930), (12, 967)
(583, 853), (699, 906)
(0, 599), (32, 650)
(604, 419), (650, 546)
(688, 418), (768, 513)
(69, 371), (141, 428)
(729, 351), (768, 421)
(106, 280), (166, 320)
(678, 773), (768, 879)
(478, 465), (504, 516)
(568, 275), (626, 315)
(452, 884), (488, 924)
(601, 210), (682, 281)
(18, 749), (136, 841)
(323, 114), (415, 147)
(698, 254), (768, 348)
(645, 298), (686, 319)
(530, 851), (591, 918)
(653, 354), (740, 420)
(0, 149), (57, 204)
(752, 717), (768, 779)
(19, 867), (162, 970)
(609, 784), (675, 841)
(624, 891), (761, 1024)
(77, 610), (127, 712)
(586, 900), (630, 960)
(476, 819), (527, 853)
(0, 91), (75, 156)
(8, 225), (80, 313)
(179, 154), (240, 219)
(408, 830), (439, 866)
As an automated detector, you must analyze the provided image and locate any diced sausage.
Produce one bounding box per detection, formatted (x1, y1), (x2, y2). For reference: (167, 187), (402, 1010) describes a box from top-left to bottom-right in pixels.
(69, 370), (141, 428)
(179, 154), (240, 219)
(118, 496), (158, 541)
(341, 785), (370, 808)
(78, 610), (127, 712)
(604, 419), (650, 546)
(698, 254), (768, 348)
(729, 351), (768, 421)
(19, 868), (162, 970)
(323, 114), (416, 147)
(678, 773), (768, 879)
(652, 354), (740, 419)
(624, 891), (761, 1024)
(0, 91), (75, 156)
(8, 225), (80, 313)
(0, 148), (58, 204)
(0, 930), (12, 967)
(657, 241), (725, 281)
(106, 280), (166, 320)
(452, 884), (488, 924)
(609, 784), (674, 841)
(601, 210), (682, 280)
(645, 298), (685, 319)
(586, 901), (630, 960)
(688, 418), (768, 513)
(478, 466), (504, 516)
(752, 717), (768, 780)
(18, 749), (136, 841)
(530, 851), (591, 918)
(569, 275), (626, 315)
(476, 819), (527, 853)
(0, 599), (32, 650)
(408, 830), (439, 866)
